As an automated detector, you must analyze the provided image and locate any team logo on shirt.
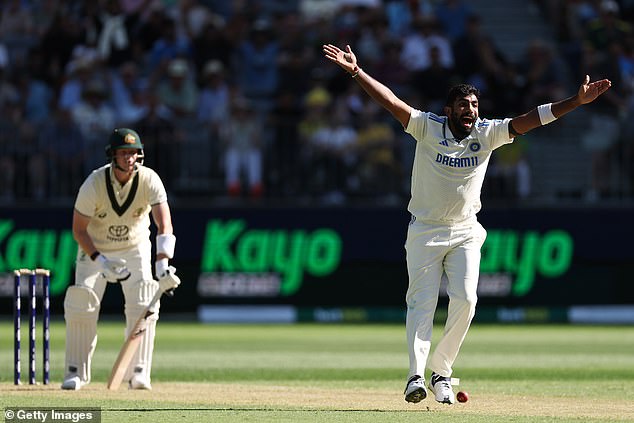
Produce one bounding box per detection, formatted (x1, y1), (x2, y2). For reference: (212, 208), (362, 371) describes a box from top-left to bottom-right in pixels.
(133, 207), (144, 218)
(97, 212), (107, 219)
(469, 142), (481, 152)
(108, 225), (130, 242)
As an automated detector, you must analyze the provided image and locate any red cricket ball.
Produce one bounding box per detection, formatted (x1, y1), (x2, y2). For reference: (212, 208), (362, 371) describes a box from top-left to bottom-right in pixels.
(456, 391), (469, 403)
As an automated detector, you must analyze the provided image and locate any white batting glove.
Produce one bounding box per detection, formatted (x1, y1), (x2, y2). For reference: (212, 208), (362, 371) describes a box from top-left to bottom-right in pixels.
(97, 254), (131, 282)
(157, 265), (181, 293)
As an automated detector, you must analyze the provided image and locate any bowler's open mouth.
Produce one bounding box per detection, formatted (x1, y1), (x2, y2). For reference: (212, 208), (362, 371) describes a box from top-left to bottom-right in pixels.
(460, 115), (475, 129)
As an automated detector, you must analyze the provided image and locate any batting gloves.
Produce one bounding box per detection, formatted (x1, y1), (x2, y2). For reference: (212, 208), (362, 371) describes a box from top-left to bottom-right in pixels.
(96, 254), (131, 283)
(157, 265), (181, 293)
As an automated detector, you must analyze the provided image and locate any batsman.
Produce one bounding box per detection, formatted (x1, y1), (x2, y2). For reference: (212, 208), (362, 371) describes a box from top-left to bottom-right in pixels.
(61, 128), (181, 390)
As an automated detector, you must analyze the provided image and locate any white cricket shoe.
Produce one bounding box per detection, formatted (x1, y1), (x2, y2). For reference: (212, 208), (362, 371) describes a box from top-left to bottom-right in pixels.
(429, 372), (455, 404)
(129, 374), (152, 390)
(404, 375), (427, 403)
(61, 375), (83, 390)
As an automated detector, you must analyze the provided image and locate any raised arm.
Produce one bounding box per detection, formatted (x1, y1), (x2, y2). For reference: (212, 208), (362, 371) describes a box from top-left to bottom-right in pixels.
(323, 44), (412, 128)
(509, 75), (612, 137)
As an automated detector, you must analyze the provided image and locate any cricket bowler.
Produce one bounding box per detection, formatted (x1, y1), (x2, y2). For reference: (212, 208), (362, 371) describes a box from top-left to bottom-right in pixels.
(323, 43), (611, 404)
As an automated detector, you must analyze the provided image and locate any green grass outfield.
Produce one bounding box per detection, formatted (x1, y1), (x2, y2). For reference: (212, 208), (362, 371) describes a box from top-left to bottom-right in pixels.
(1, 321), (633, 422)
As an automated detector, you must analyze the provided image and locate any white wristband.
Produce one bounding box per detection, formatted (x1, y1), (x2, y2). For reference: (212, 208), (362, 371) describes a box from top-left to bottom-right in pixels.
(156, 234), (176, 258)
(537, 103), (557, 125)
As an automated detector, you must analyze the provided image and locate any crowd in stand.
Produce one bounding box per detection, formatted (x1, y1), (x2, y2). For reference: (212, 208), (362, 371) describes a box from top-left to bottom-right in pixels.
(0, 0), (632, 205)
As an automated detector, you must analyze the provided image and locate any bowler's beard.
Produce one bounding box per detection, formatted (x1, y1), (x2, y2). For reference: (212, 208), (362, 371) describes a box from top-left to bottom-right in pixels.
(449, 111), (475, 140)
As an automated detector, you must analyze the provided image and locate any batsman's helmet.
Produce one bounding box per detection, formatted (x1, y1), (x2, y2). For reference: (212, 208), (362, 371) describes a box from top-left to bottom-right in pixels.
(105, 128), (144, 164)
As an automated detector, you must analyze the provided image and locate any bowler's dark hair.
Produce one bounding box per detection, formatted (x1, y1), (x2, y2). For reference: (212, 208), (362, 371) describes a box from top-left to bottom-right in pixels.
(445, 84), (480, 107)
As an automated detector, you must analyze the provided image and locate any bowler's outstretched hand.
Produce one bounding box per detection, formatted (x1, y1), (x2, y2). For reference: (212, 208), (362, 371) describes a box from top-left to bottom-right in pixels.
(578, 75), (611, 104)
(323, 44), (357, 74)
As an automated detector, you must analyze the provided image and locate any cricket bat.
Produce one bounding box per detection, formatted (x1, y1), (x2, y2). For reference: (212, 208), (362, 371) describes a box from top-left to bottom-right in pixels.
(107, 288), (167, 390)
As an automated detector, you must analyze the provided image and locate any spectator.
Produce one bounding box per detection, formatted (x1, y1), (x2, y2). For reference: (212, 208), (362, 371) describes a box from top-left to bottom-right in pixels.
(233, 18), (279, 116)
(39, 109), (85, 199)
(219, 97), (264, 198)
(354, 101), (401, 199)
(309, 107), (358, 203)
(196, 59), (230, 134)
(584, 0), (632, 53)
(191, 17), (232, 76)
(155, 58), (199, 119)
(415, 45), (458, 113)
(0, 0), (35, 66)
(133, 92), (178, 192)
(38, 11), (85, 85)
(400, 16), (454, 74)
(147, 17), (193, 72)
(298, 86), (332, 196)
(0, 97), (45, 199)
(58, 58), (98, 111)
(517, 39), (569, 111)
(87, 0), (150, 68)
(172, 0), (215, 40)
(581, 40), (628, 200)
(434, 0), (473, 42)
(70, 79), (116, 175)
(110, 61), (149, 125)
(268, 90), (302, 196)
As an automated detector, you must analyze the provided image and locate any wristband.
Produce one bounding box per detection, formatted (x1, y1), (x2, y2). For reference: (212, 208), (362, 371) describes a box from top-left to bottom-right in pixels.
(90, 251), (101, 261)
(537, 103), (557, 125)
(351, 66), (360, 78)
(156, 233), (176, 258)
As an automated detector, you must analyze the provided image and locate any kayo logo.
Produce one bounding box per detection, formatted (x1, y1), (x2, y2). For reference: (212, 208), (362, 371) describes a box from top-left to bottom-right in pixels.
(0, 220), (77, 296)
(480, 229), (573, 296)
(201, 219), (342, 295)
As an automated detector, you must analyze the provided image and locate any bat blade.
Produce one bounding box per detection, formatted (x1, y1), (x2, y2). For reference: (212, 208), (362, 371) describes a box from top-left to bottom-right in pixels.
(107, 290), (163, 390)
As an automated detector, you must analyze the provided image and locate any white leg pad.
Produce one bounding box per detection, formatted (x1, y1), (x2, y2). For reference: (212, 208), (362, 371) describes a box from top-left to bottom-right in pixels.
(63, 286), (100, 384)
(123, 279), (160, 383)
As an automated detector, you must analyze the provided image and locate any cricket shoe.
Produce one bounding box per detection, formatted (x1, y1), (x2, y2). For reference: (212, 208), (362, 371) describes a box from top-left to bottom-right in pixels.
(129, 374), (152, 390)
(429, 372), (455, 404)
(61, 375), (83, 390)
(404, 375), (427, 403)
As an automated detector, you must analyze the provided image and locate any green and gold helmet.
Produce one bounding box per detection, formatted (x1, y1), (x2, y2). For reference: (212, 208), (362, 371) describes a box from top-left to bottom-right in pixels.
(105, 128), (144, 163)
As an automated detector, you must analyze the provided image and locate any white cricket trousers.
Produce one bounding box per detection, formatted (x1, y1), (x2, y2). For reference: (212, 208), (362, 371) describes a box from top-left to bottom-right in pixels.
(404, 216), (486, 379)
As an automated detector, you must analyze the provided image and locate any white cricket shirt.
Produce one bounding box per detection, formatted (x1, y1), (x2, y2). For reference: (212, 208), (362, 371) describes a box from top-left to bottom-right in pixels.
(405, 109), (514, 224)
(74, 164), (168, 252)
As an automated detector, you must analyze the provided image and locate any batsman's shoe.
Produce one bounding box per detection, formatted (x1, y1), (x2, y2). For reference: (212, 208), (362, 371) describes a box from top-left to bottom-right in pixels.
(429, 372), (455, 404)
(61, 375), (83, 390)
(129, 374), (152, 390)
(404, 375), (427, 403)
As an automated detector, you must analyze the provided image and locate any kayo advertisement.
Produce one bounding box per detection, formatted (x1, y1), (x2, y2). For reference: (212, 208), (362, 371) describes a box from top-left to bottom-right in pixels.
(0, 206), (632, 314)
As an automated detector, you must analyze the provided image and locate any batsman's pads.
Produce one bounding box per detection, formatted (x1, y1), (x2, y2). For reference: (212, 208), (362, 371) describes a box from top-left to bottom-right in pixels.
(123, 280), (160, 384)
(157, 266), (180, 293)
(97, 254), (131, 283)
(63, 286), (100, 384)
